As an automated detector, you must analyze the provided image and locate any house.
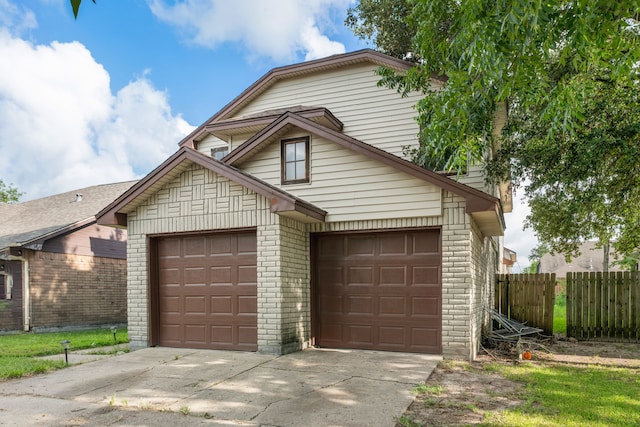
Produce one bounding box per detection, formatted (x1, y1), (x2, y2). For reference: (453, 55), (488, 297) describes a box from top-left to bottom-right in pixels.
(0, 181), (136, 332)
(97, 50), (511, 359)
(502, 247), (517, 273)
(538, 241), (624, 279)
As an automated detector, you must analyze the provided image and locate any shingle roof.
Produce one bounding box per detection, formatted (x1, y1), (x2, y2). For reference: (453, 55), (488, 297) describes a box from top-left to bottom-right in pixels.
(0, 181), (137, 251)
(538, 241), (624, 278)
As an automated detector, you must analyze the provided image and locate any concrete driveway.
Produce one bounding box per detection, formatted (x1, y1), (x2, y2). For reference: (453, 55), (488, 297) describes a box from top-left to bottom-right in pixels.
(0, 347), (440, 426)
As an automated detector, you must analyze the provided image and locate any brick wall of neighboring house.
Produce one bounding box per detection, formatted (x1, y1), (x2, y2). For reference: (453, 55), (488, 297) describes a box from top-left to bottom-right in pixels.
(0, 260), (23, 331)
(28, 251), (127, 329)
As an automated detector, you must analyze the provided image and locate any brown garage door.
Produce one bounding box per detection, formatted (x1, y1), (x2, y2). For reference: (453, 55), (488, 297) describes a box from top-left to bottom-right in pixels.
(314, 229), (441, 354)
(156, 231), (257, 351)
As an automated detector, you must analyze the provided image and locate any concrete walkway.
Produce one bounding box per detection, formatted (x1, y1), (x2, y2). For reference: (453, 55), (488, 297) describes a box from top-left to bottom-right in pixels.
(0, 347), (440, 426)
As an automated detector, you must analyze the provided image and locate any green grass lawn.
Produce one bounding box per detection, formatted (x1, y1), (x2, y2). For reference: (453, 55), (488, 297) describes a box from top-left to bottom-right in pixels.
(0, 328), (128, 380)
(485, 362), (640, 426)
(554, 291), (567, 334)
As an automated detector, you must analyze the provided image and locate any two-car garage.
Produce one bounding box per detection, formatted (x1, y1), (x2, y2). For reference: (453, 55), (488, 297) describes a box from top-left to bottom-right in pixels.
(151, 228), (442, 354)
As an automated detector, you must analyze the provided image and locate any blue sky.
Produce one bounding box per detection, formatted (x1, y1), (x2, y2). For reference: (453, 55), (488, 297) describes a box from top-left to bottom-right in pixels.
(0, 0), (535, 268)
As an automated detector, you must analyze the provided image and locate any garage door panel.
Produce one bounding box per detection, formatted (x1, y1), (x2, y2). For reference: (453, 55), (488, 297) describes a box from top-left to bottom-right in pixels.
(318, 266), (343, 284)
(209, 236), (232, 255)
(412, 232), (440, 254)
(237, 326), (257, 345)
(315, 229), (441, 354)
(184, 296), (206, 314)
(379, 296), (406, 315)
(210, 295), (232, 314)
(184, 237), (206, 257)
(158, 238), (181, 258)
(411, 328), (441, 352)
(347, 236), (375, 256)
(379, 266), (406, 285)
(379, 326), (405, 345)
(347, 266), (373, 284)
(159, 268), (181, 285)
(210, 266), (231, 284)
(184, 267), (207, 285)
(185, 324), (206, 344)
(237, 233), (257, 253)
(379, 234), (406, 255)
(412, 297), (440, 316)
(321, 295), (343, 314)
(157, 231), (257, 351)
(412, 266), (440, 286)
(237, 265), (257, 284)
(211, 325), (232, 341)
(348, 325), (373, 344)
(348, 295), (373, 314)
(316, 237), (342, 257)
(238, 295), (257, 313)
(161, 296), (181, 313)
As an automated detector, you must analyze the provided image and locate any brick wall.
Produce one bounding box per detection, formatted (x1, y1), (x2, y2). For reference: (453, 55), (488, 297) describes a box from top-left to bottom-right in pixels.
(28, 250), (126, 329)
(126, 164), (289, 352)
(470, 223), (498, 358)
(440, 192), (473, 359)
(278, 217), (310, 353)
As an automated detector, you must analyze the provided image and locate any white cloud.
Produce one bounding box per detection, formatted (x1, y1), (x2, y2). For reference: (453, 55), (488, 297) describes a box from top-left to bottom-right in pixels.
(148, 0), (353, 61)
(504, 187), (539, 272)
(0, 0), (36, 35)
(0, 30), (193, 201)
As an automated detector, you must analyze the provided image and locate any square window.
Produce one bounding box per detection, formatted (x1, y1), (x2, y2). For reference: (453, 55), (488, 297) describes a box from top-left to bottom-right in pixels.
(281, 137), (309, 184)
(211, 146), (229, 160)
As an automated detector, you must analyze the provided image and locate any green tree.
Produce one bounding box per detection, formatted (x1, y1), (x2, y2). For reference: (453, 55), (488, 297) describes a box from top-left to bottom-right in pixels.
(347, 1), (640, 258)
(0, 180), (22, 204)
(70, 0), (96, 19)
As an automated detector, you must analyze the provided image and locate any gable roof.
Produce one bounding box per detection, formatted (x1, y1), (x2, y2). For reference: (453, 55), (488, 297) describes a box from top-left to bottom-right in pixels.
(0, 181), (137, 255)
(538, 241), (624, 278)
(96, 148), (327, 227)
(226, 111), (502, 212)
(179, 49), (416, 149)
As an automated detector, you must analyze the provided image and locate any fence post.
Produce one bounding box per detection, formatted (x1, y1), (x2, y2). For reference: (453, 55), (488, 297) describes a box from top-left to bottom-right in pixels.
(566, 273), (574, 338)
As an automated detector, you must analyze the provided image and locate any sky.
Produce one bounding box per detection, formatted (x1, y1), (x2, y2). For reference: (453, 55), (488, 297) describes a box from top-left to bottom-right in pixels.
(0, 0), (537, 269)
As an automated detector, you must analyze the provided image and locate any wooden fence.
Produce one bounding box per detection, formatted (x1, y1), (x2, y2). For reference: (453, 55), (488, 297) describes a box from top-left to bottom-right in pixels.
(495, 273), (556, 335)
(567, 272), (640, 341)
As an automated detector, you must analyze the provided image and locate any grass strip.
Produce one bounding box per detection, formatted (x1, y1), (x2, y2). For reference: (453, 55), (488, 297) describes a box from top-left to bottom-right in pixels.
(0, 328), (128, 380)
(486, 363), (640, 426)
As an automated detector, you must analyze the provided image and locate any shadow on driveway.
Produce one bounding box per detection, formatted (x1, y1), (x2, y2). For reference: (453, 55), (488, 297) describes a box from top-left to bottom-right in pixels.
(0, 347), (440, 426)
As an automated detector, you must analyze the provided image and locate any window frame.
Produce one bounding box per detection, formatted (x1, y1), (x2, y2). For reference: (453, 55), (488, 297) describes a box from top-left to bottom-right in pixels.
(281, 136), (310, 184)
(211, 146), (229, 160)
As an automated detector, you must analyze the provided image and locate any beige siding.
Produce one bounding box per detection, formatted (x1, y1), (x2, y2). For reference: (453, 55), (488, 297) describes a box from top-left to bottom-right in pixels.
(197, 134), (229, 155)
(233, 64), (428, 158)
(456, 165), (496, 196)
(240, 132), (442, 222)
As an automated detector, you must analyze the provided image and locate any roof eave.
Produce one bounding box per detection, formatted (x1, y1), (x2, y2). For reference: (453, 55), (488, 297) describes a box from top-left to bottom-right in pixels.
(96, 147), (326, 227)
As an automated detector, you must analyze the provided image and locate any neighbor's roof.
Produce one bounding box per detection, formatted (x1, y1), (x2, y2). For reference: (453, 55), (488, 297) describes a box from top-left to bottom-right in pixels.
(538, 241), (624, 278)
(0, 181), (137, 251)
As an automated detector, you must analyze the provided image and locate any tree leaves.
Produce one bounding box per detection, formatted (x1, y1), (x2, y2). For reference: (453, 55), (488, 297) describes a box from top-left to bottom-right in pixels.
(70, 0), (96, 20)
(347, 0), (640, 257)
(0, 180), (22, 204)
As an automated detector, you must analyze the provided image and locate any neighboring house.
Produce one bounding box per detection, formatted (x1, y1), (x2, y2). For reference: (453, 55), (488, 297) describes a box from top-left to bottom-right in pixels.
(502, 247), (517, 274)
(538, 241), (624, 279)
(97, 50), (511, 359)
(0, 181), (136, 332)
